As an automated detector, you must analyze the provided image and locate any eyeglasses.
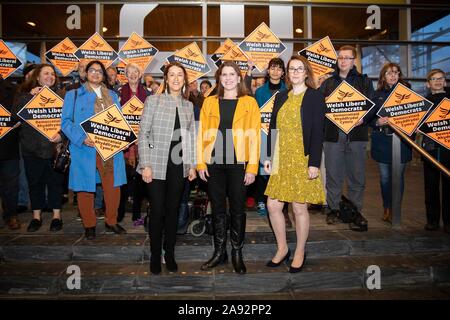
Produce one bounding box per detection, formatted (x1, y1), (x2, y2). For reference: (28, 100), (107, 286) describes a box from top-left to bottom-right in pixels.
(269, 66), (283, 72)
(88, 68), (103, 75)
(337, 57), (355, 61)
(385, 71), (400, 76)
(430, 77), (445, 81)
(288, 67), (306, 74)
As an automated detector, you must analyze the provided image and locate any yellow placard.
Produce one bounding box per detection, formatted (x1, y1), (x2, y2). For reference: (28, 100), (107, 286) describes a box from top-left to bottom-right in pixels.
(116, 61), (128, 85)
(299, 36), (337, 78)
(211, 38), (235, 67)
(0, 40), (22, 79)
(17, 86), (64, 140)
(238, 22), (286, 72)
(377, 83), (433, 136)
(418, 98), (450, 150)
(45, 37), (79, 76)
(121, 96), (144, 137)
(203, 84), (216, 98)
(165, 42), (211, 84)
(74, 32), (118, 69)
(80, 104), (137, 161)
(0, 104), (15, 139)
(221, 43), (251, 78)
(118, 32), (158, 73)
(325, 81), (375, 134)
(260, 92), (278, 136)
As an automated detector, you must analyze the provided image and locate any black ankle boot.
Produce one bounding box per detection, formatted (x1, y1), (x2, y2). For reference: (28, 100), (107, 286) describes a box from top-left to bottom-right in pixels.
(165, 254), (178, 272)
(231, 248), (246, 274)
(150, 256), (161, 275)
(200, 249), (228, 271)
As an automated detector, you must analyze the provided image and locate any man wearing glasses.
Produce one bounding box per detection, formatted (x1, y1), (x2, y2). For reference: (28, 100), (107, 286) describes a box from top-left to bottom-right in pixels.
(320, 45), (374, 225)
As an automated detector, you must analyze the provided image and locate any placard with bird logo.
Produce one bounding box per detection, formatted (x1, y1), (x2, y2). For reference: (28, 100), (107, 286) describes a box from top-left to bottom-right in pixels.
(16, 86), (64, 140)
(74, 32), (118, 69)
(325, 81), (375, 134)
(45, 37), (79, 76)
(260, 92), (278, 136)
(121, 96), (144, 137)
(238, 22), (286, 72)
(116, 61), (128, 85)
(163, 42), (211, 84)
(298, 36), (337, 79)
(221, 43), (252, 78)
(118, 32), (158, 73)
(80, 104), (137, 161)
(211, 38), (235, 67)
(418, 97), (450, 150)
(0, 40), (22, 79)
(377, 83), (433, 136)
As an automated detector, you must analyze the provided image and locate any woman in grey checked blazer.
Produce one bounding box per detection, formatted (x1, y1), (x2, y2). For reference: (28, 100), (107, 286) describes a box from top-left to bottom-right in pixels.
(138, 62), (197, 275)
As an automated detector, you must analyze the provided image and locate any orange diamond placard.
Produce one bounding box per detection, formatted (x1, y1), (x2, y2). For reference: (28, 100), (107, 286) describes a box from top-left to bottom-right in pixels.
(165, 42), (211, 84)
(74, 33), (118, 69)
(0, 40), (22, 79)
(239, 22), (286, 72)
(211, 38), (235, 67)
(299, 36), (337, 79)
(325, 81), (375, 134)
(0, 104), (16, 139)
(221, 43), (252, 78)
(418, 98), (450, 150)
(45, 37), (79, 76)
(17, 86), (64, 140)
(260, 92), (278, 136)
(203, 84), (216, 98)
(118, 32), (158, 73)
(121, 96), (144, 137)
(80, 104), (137, 161)
(377, 83), (433, 136)
(116, 61), (128, 85)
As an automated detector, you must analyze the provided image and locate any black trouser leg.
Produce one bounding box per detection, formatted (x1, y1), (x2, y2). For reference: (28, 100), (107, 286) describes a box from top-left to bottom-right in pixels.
(0, 159), (19, 220)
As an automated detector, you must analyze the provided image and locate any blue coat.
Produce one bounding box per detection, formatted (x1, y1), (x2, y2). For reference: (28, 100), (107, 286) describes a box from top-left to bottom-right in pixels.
(61, 85), (127, 192)
(255, 81), (286, 175)
(370, 86), (412, 164)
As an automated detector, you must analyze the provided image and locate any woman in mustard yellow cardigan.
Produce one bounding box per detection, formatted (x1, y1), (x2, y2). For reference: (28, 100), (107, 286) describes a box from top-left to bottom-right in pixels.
(197, 61), (261, 274)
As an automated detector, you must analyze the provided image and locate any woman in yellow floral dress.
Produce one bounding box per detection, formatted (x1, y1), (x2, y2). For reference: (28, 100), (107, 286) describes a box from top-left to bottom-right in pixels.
(264, 55), (326, 273)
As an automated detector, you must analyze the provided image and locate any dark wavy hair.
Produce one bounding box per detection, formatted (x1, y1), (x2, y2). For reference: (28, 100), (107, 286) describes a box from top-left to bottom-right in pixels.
(377, 62), (410, 90)
(19, 63), (59, 93)
(85, 60), (109, 87)
(162, 62), (190, 100)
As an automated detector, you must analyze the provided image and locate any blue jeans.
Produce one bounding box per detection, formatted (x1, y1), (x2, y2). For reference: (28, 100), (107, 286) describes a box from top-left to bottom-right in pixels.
(0, 159), (19, 219)
(378, 162), (406, 209)
(94, 184), (104, 209)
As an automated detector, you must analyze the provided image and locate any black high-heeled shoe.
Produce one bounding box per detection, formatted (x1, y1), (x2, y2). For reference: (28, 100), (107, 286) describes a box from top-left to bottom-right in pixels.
(289, 252), (306, 273)
(266, 248), (291, 267)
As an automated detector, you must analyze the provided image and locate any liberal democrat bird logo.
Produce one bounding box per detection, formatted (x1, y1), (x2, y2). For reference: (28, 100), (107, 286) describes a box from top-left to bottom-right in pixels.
(90, 40), (104, 50)
(60, 43), (74, 52)
(0, 49), (7, 55)
(39, 95), (57, 106)
(130, 39), (142, 48)
(184, 48), (199, 59)
(129, 103), (143, 114)
(317, 42), (330, 54)
(439, 106), (450, 119)
(230, 49), (242, 59)
(104, 111), (122, 125)
(255, 30), (271, 41)
(394, 92), (411, 104)
(337, 90), (354, 101)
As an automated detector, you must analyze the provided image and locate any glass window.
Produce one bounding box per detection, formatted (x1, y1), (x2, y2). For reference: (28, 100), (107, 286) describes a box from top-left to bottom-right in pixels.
(361, 45), (408, 78)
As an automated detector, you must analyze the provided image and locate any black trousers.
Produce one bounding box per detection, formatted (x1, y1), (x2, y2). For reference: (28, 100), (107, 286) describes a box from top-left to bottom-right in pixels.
(119, 164), (146, 216)
(207, 164), (246, 250)
(146, 160), (185, 258)
(423, 148), (450, 226)
(0, 159), (19, 219)
(23, 157), (64, 210)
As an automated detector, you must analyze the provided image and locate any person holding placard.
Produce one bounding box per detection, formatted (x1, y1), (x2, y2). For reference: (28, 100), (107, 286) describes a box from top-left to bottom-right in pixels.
(423, 69), (450, 233)
(117, 63), (150, 223)
(320, 45), (374, 224)
(369, 63), (412, 223)
(197, 61), (261, 274)
(62, 60), (127, 240)
(264, 55), (326, 273)
(13, 64), (65, 232)
(138, 62), (197, 275)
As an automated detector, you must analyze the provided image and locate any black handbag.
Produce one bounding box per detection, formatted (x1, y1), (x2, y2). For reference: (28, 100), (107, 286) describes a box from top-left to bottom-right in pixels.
(53, 89), (77, 173)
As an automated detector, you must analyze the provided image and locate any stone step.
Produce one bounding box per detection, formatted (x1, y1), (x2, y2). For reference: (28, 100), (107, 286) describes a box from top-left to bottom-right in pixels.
(2, 230), (450, 263)
(1, 253), (449, 297)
